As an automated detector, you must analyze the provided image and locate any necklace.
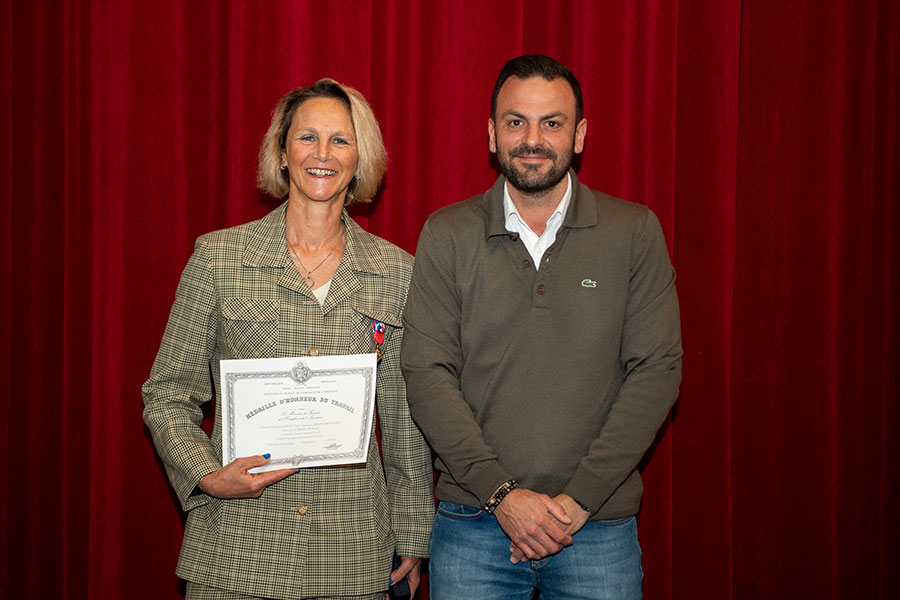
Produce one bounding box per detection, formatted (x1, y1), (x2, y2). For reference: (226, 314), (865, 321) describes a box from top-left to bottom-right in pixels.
(287, 239), (336, 289)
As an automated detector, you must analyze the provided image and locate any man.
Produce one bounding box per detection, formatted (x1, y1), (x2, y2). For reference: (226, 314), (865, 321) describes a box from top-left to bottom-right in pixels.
(401, 55), (682, 599)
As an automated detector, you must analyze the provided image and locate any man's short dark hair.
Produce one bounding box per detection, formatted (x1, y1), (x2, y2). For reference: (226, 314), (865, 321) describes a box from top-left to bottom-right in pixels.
(491, 55), (584, 122)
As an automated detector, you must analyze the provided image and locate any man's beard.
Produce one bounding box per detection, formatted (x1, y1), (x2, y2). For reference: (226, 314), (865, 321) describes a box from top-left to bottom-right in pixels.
(498, 142), (574, 196)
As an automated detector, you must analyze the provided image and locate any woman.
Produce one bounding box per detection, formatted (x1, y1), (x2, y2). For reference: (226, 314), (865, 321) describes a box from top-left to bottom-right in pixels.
(143, 79), (433, 600)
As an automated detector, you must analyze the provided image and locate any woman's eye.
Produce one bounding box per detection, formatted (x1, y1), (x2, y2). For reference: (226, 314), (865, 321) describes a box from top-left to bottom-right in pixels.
(332, 137), (349, 145)
(298, 134), (316, 142)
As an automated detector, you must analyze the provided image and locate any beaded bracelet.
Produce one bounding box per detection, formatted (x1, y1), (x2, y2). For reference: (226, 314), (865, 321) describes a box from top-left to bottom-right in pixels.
(483, 479), (519, 514)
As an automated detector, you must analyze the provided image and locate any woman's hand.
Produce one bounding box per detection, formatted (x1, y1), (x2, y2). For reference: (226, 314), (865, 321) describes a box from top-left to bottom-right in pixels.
(385, 556), (421, 599)
(198, 454), (296, 499)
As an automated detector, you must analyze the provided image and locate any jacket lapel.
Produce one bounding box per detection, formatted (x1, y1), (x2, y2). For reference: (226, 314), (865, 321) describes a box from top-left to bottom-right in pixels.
(324, 213), (393, 320)
(239, 203), (396, 320)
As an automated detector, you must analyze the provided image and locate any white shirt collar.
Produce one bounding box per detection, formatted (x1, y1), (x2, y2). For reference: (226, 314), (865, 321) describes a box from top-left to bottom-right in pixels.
(503, 172), (572, 234)
(503, 173), (572, 269)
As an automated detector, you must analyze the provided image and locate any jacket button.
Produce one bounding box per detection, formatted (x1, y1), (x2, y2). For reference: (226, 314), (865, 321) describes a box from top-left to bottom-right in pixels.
(308, 347), (319, 356)
(522, 260), (531, 268)
(536, 284), (546, 295)
(297, 504), (308, 515)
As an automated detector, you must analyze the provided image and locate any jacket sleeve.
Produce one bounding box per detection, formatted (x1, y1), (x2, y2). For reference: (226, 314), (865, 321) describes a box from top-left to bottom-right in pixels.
(401, 220), (513, 507)
(562, 209), (682, 513)
(376, 317), (435, 558)
(142, 238), (222, 512)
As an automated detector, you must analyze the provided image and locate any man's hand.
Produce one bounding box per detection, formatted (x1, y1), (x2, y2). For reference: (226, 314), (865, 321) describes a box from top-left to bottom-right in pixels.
(493, 488), (573, 562)
(198, 454), (296, 499)
(385, 556), (421, 599)
(509, 493), (590, 563)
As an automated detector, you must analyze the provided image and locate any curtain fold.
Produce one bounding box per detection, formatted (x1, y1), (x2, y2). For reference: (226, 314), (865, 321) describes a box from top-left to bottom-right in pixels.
(671, 1), (742, 597)
(4, 1), (897, 598)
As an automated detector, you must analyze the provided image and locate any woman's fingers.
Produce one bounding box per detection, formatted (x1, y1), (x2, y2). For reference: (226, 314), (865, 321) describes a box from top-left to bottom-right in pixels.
(200, 454), (296, 498)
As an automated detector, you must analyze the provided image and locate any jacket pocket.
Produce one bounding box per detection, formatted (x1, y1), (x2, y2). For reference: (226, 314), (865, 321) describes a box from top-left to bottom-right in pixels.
(221, 297), (279, 358)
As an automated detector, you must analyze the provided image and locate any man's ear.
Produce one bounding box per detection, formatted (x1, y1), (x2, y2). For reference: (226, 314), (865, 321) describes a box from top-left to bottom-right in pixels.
(488, 118), (497, 153)
(574, 118), (588, 154)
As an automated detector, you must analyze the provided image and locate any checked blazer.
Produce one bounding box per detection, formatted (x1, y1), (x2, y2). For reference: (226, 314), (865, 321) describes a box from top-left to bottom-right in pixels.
(143, 202), (434, 599)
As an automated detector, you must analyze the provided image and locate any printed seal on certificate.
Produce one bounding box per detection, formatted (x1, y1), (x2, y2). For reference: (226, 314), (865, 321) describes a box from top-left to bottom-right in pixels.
(290, 361), (312, 385)
(219, 353), (378, 473)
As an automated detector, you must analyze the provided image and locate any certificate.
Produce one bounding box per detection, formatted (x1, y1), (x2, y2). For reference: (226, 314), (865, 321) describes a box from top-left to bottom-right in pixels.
(220, 353), (377, 473)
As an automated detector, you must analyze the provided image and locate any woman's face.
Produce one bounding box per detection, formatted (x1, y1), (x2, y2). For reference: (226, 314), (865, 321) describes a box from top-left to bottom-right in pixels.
(282, 97), (359, 205)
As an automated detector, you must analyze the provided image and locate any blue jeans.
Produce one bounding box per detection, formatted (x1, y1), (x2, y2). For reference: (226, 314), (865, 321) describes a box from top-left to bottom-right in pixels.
(429, 501), (642, 600)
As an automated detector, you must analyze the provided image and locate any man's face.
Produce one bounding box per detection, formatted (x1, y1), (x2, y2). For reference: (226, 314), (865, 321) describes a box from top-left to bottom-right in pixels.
(489, 76), (587, 196)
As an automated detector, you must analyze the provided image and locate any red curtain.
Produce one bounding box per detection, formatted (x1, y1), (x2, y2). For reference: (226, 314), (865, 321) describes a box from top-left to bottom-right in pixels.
(4, 1), (898, 598)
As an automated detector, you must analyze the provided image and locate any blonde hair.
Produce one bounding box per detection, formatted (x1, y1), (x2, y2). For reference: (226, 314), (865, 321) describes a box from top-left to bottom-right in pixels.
(257, 79), (387, 205)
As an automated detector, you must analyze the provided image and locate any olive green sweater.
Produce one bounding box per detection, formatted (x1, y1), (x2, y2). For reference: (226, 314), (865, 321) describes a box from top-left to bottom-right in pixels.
(401, 172), (682, 519)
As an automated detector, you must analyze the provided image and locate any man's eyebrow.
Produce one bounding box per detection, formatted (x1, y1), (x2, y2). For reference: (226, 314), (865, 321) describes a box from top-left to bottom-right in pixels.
(541, 112), (568, 121)
(500, 110), (568, 121)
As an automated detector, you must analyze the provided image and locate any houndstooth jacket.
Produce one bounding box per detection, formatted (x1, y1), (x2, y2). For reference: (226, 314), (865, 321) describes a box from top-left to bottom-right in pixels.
(142, 202), (434, 599)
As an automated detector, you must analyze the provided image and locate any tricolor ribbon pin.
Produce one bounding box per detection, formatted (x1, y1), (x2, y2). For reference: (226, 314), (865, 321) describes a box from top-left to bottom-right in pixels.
(371, 320), (386, 361)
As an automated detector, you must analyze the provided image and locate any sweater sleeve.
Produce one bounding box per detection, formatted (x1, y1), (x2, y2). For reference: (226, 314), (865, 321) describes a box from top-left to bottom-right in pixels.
(142, 238), (222, 512)
(401, 220), (513, 507)
(562, 209), (682, 513)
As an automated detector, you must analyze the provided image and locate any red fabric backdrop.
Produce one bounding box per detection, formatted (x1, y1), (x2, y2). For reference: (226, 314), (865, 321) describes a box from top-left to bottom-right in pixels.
(4, 1), (899, 598)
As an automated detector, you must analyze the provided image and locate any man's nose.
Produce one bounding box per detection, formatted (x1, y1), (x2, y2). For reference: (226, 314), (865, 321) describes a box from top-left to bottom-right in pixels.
(524, 123), (543, 147)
